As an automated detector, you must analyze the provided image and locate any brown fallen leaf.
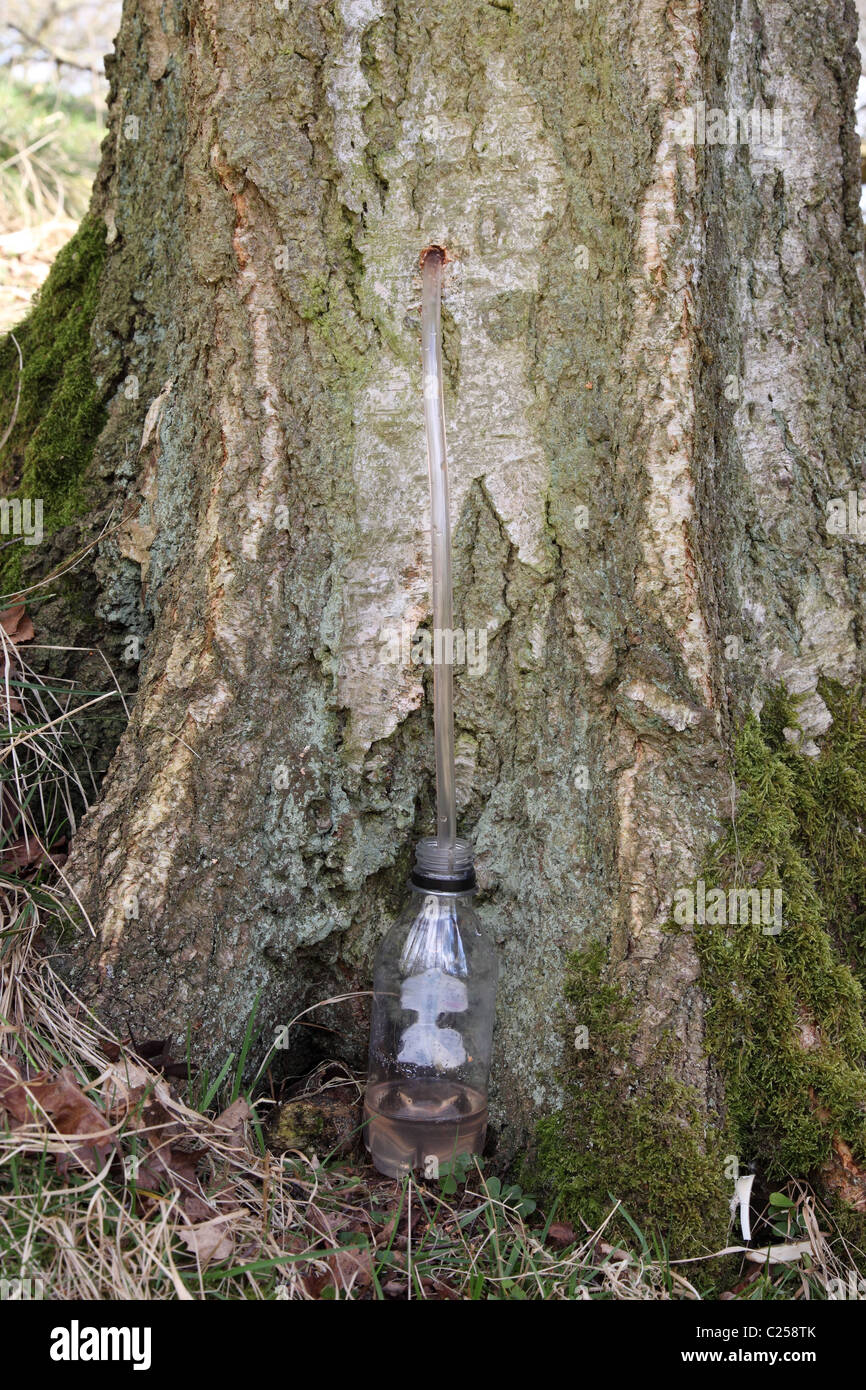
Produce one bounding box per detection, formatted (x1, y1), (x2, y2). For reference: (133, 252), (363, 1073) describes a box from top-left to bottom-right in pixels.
(0, 1057), (41, 1125)
(135, 1038), (173, 1060)
(0, 837), (59, 872)
(727, 1266), (763, 1296)
(100, 1057), (174, 1115)
(381, 1272), (453, 1299)
(307, 1244), (373, 1297)
(130, 1036), (191, 1079)
(101, 1035), (190, 1079)
(101, 1063), (215, 1213)
(182, 1193), (221, 1223)
(213, 1096), (252, 1153)
(177, 1213), (241, 1268)
(0, 605), (34, 644)
(546, 1221), (577, 1249)
(301, 1268), (333, 1299)
(374, 1213), (399, 1248)
(133, 1109), (209, 1206)
(0, 1061), (118, 1173)
(307, 1206), (351, 1240)
(36, 1067), (119, 1174)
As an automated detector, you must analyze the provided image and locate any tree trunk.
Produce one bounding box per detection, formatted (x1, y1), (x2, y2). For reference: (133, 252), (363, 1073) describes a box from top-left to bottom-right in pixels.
(7, 0), (866, 1246)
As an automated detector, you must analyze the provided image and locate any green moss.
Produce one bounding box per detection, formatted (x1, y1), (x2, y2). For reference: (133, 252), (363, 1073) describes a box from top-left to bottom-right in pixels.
(786, 685), (866, 990)
(0, 214), (107, 590)
(694, 684), (866, 1183)
(532, 684), (866, 1258)
(528, 942), (731, 1257)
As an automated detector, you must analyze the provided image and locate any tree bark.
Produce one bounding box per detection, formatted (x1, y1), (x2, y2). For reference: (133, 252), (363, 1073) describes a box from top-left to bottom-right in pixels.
(33, 0), (866, 1198)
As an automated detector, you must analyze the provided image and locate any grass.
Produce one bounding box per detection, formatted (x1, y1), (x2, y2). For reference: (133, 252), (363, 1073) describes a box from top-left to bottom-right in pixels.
(2, 907), (864, 1299)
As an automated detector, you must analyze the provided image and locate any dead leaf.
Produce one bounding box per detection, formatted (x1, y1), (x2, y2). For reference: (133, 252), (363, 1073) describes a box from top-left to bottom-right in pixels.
(134, 1038), (172, 1061)
(0, 837), (57, 872)
(381, 1271), (451, 1299)
(0, 1057), (41, 1124)
(182, 1193), (220, 1223)
(214, 1096), (252, 1153)
(123, 1036), (190, 1078)
(36, 1067), (119, 1173)
(307, 1206), (351, 1240)
(744, 1240), (813, 1264)
(315, 1244), (374, 1296)
(142, 1136), (206, 1197)
(374, 1213), (398, 1248)
(100, 1057), (173, 1114)
(0, 1062), (118, 1173)
(177, 1213), (240, 1268)
(0, 606), (34, 644)
(547, 1222), (576, 1248)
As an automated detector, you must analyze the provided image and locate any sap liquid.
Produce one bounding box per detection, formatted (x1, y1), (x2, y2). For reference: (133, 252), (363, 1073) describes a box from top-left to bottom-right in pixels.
(364, 1077), (487, 1178)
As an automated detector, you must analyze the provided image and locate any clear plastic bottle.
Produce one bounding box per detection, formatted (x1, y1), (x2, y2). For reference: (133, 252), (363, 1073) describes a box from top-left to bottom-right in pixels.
(364, 838), (498, 1178)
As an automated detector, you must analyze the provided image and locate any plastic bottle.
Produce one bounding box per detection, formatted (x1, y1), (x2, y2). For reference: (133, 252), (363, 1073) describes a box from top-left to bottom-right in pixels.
(364, 838), (498, 1177)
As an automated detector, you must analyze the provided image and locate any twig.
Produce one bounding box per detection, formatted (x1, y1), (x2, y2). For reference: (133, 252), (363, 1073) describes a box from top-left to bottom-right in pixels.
(6, 24), (105, 76)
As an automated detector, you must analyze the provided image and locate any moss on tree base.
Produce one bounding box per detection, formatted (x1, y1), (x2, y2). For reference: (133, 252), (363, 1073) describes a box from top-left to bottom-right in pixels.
(529, 942), (730, 1258)
(532, 684), (866, 1258)
(0, 214), (107, 593)
(696, 684), (866, 1197)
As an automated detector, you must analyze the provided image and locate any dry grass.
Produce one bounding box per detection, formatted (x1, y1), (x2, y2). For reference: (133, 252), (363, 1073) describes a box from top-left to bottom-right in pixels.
(1, 896), (863, 1300)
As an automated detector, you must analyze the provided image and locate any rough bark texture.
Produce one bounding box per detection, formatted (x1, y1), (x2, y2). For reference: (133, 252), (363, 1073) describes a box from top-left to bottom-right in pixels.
(9, 0), (866, 1222)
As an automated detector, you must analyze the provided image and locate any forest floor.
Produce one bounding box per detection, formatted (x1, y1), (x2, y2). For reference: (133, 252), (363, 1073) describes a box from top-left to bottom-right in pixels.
(0, 910), (857, 1300)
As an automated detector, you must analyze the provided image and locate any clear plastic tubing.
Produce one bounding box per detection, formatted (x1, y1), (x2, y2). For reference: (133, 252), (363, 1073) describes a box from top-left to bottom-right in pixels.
(420, 247), (457, 855)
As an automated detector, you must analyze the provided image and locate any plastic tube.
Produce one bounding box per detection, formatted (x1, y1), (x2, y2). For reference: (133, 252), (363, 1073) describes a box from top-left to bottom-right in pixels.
(420, 248), (457, 852)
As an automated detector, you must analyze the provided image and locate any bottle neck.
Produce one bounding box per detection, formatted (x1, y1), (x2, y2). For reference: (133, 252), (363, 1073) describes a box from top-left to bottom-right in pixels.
(409, 880), (476, 901)
(410, 835), (476, 894)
